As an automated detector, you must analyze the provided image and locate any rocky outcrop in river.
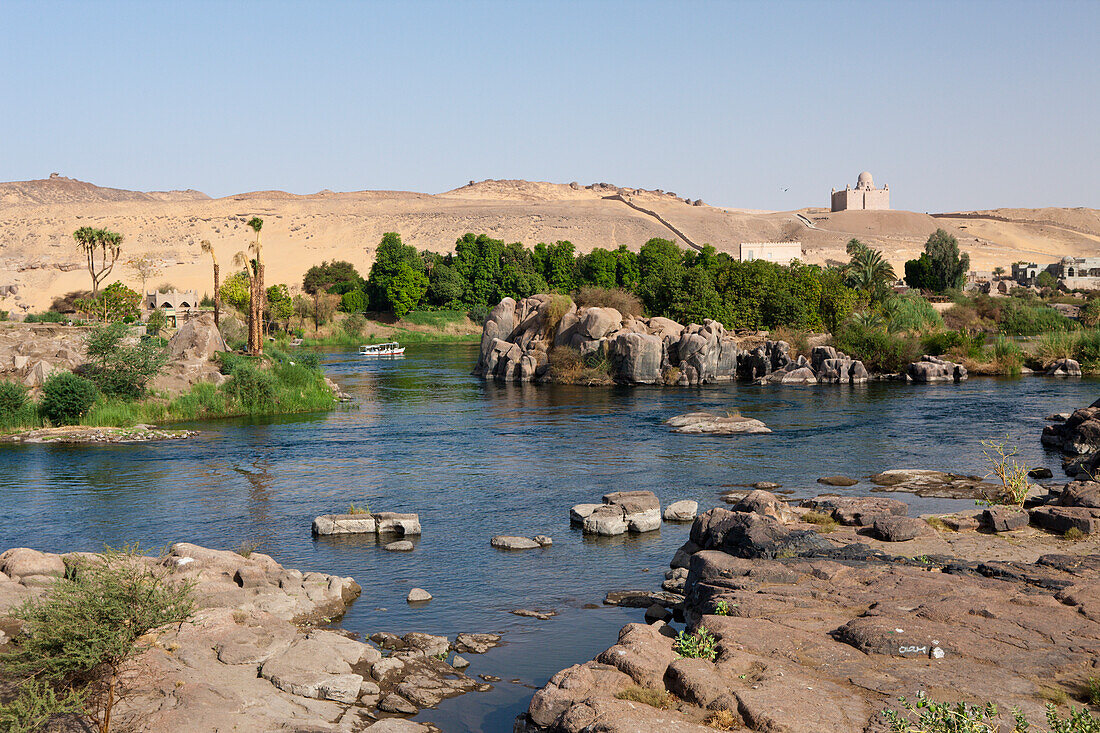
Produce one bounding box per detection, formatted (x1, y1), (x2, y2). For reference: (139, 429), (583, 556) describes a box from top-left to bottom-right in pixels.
(475, 295), (966, 387)
(1043, 399), (1100, 477)
(518, 492), (1100, 733)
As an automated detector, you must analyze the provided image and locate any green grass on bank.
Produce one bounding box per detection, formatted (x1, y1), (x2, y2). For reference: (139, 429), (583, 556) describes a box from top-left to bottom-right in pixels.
(1, 360), (337, 436)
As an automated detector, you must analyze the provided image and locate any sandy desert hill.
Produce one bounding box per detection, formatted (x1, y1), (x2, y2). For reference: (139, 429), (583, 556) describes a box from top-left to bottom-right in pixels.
(0, 175), (1096, 312)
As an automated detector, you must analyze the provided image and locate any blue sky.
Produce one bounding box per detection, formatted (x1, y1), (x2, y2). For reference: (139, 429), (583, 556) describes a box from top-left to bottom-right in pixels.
(1, 0), (1096, 211)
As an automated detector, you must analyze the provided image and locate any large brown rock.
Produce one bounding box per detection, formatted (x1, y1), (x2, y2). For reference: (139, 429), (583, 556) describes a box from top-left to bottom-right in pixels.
(166, 313), (226, 362)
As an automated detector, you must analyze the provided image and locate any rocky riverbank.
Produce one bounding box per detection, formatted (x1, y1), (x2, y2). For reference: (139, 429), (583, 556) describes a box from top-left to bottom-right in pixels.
(474, 294), (971, 386)
(0, 543), (497, 732)
(517, 489), (1100, 732)
(0, 424), (198, 444)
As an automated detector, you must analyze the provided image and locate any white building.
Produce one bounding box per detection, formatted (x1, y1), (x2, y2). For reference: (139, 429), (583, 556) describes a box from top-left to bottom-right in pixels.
(739, 241), (803, 265)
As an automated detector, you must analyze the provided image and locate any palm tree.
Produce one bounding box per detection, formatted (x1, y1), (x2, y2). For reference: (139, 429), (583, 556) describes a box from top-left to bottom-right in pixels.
(246, 218), (264, 355)
(200, 240), (220, 327)
(843, 239), (896, 303)
(73, 227), (123, 295)
(233, 250), (257, 354)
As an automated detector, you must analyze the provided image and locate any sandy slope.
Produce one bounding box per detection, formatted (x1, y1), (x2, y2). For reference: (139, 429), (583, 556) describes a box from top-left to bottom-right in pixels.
(0, 176), (1096, 311)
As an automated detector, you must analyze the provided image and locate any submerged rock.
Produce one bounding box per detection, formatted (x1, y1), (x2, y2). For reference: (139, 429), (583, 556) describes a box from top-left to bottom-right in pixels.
(666, 412), (771, 435)
(491, 535), (541, 550)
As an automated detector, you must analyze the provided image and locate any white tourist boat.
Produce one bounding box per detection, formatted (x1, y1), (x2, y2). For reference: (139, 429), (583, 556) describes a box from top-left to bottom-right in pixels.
(358, 342), (405, 357)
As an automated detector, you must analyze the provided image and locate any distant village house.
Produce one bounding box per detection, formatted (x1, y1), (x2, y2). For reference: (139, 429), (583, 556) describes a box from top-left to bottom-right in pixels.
(739, 241), (803, 265)
(1013, 257), (1100, 290)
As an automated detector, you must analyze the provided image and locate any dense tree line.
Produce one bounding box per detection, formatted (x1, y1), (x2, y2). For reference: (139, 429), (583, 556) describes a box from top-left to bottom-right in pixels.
(305, 233), (864, 332)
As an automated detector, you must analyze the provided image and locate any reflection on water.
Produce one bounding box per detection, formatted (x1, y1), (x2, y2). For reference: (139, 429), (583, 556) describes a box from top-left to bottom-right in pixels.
(0, 342), (1094, 731)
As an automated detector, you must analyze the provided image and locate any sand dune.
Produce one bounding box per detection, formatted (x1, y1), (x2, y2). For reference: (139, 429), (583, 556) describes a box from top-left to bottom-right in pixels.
(0, 176), (1096, 311)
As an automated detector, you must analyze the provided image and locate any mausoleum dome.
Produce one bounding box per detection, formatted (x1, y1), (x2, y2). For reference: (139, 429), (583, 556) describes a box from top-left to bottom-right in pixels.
(857, 171), (874, 186)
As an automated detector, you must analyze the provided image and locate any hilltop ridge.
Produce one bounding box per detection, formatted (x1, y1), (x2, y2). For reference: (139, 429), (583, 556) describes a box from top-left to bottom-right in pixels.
(0, 174), (1096, 311)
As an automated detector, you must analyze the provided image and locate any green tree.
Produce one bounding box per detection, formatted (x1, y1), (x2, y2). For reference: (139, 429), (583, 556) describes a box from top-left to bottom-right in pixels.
(385, 261), (429, 318)
(843, 239), (896, 303)
(73, 227), (123, 295)
(452, 233), (505, 307)
(81, 323), (166, 400)
(905, 229), (970, 292)
(366, 232), (428, 315)
(219, 271), (252, 312)
(1036, 270), (1058, 289)
(75, 282), (142, 322)
(578, 248), (618, 289)
(614, 245), (640, 290)
(534, 241), (578, 292)
(265, 284), (293, 332)
(427, 263), (465, 308)
(303, 260), (362, 295)
(637, 238), (685, 316)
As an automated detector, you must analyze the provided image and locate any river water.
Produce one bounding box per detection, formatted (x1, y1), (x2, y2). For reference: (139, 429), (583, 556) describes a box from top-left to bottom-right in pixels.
(0, 343), (1094, 731)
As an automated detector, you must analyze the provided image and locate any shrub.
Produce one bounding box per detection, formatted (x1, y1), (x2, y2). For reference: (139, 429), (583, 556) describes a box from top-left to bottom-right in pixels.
(145, 308), (167, 336)
(674, 627), (718, 661)
(81, 323), (167, 399)
(223, 363), (276, 412)
(943, 303), (984, 331)
(543, 294), (574, 337)
(341, 313), (367, 338)
(615, 685), (676, 710)
(23, 311), (66, 324)
(979, 437), (1033, 508)
(802, 510), (838, 532)
(992, 336), (1024, 376)
(348, 502), (370, 515)
(1037, 331), (1078, 362)
(1073, 330), (1100, 366)
(705, 710), (741, 730)
(713, 599), (734, 616)
(999, 299), (1076, 335)
(921, 330), (984, 358)
(0, 381), (29, 416)
(884, 294), (943, 333)
(0, 545), (194, 733)
(0, 679), (84, 732)
(1086, 677), (1100, 706)
(573, 286), (644, 317)
(39, 372), (97, 425)
(834, 322), (921, 374)
(466, 304), (490, 326)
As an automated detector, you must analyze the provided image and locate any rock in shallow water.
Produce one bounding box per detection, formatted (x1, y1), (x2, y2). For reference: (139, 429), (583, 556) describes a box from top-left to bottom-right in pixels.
(663, 500), (698, 522)
(384, 540), (415, 552)
(665, 411), (771, 435)
(818, 475), (858, 486)
(490, 535), (541, 550)
(406, 588), (432, 603)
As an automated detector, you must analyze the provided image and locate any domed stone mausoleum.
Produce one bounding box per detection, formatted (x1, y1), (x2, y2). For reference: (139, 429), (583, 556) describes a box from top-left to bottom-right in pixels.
(831, 171), (890, 211)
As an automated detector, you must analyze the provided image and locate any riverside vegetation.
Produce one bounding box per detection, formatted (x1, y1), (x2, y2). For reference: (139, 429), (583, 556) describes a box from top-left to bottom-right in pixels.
(0, 322), (335, 434)
(0, 545), (195, 733)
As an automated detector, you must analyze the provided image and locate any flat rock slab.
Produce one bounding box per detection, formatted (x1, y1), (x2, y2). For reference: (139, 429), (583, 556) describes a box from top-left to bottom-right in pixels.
(312, 514), (376, 536)
(666, 412), (771, 435)
(869, 469), (1002, 499)
(511, 608), (556, 620)
(870, 515), (931, 542)
(982, 507), (1029, 532)
(604, 590), (684, 608)
(818, 475), (859, 486)
(801, 496), (908, 526)
(384, 541), (415, 552)
(491, 535), (541, 550)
